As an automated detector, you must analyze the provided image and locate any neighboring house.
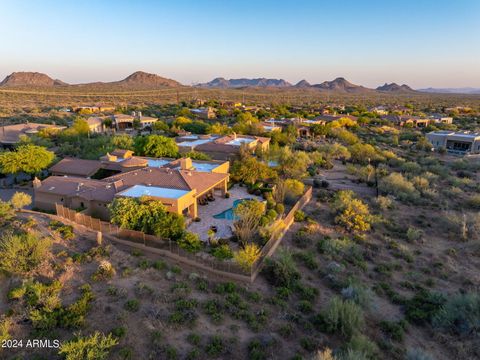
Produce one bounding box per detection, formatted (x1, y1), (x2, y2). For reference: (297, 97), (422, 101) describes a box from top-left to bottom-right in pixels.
(49, 150), (230, 179)
(176, 134), (270, 161)
(112, 112), (158, 130)
(260, 122), (282, 132)
(429, 115), (454, 124)
(426, 131), (480, 155)
(190, 107), (216, 119)
(370, 106), (389, 115)
(50, 158), (103, 178)
(86, 117), (105, 133)
(0, 123), (66, 147)
(34, 165), (229, 221)
(313, 114), (358, 123)
(73, 105), (116, 113)
(113, 114), (136, 130)
(99, 149), (230, 174)
(381, 115), (431, 128)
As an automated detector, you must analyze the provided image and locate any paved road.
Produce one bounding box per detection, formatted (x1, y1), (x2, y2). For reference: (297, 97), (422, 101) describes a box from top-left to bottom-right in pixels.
(0, 188), (34, 209)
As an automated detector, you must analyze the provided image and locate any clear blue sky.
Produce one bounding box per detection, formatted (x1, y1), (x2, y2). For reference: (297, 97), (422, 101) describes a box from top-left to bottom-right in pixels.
(1, 0), (479, 88)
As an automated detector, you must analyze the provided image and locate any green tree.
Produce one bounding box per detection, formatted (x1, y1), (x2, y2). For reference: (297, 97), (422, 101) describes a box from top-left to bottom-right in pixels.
(10, 192), (32, 210)
(134, 135), (179, 158)
(0, 145), (55, 174)
(231, 156), (276, 185)
(109, 197), (185, 240)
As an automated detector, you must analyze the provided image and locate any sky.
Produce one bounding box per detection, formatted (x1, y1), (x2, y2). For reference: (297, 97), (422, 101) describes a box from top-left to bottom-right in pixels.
(0, 0), (479, 88)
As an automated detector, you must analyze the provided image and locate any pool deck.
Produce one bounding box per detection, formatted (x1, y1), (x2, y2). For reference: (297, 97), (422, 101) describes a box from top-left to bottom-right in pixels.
(187, 184), (263, 241)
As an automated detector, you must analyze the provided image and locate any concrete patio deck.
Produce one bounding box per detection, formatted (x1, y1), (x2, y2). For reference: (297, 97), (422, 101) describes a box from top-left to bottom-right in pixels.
(188, 184), (263, 241)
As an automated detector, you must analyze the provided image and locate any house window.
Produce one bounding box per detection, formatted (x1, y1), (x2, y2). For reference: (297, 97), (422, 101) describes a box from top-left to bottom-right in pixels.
(80, 202), (85, 208)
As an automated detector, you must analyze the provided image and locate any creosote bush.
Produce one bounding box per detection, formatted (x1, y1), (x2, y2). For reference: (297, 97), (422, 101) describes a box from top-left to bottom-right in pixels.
(59, 331), (118, 360)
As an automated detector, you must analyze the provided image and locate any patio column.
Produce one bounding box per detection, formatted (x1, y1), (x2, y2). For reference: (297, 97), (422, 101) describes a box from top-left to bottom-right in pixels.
(188, 201), (198, 218)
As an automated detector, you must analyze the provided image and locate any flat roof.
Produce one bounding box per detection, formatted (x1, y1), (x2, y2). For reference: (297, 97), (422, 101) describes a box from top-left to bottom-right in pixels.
(146, 159), (171, 168)
(226, 137), (255, 146)
(177, 138), (213, 147)
(118, 185), (190, 199)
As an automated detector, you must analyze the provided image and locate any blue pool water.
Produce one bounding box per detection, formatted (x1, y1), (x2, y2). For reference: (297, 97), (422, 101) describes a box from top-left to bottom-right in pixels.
(213, 198), (252, 220)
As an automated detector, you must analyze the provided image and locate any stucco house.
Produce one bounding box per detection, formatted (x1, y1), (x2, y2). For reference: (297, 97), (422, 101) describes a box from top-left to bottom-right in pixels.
(35, 163), (229, 221)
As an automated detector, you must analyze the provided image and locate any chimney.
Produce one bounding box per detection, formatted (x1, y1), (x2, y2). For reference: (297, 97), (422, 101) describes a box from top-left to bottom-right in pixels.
(131, 111), (136, 117)
(113, 180), (123, 191)
(33, 177), (42, 189)
(180, 157), (192, 170)
(233, 132), (237, 139)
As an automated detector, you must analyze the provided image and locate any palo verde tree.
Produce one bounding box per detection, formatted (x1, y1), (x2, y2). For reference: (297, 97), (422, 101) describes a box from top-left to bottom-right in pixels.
(233, 199), (266, 245)
(0, 144), (55, 175)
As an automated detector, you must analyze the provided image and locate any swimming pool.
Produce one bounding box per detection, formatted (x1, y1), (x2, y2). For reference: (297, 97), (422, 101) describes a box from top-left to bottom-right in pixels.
(213, 198), (253, 220)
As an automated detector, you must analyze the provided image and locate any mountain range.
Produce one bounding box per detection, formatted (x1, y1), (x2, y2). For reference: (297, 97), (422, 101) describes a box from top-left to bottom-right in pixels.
(0, 71), (477, 94)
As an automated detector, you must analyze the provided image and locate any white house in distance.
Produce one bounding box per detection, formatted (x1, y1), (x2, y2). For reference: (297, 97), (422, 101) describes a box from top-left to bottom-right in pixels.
(426, 130), (480, 155)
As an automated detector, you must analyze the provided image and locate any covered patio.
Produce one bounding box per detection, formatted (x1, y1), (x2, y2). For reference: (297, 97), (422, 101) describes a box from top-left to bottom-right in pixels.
(187, 184), (263, 241)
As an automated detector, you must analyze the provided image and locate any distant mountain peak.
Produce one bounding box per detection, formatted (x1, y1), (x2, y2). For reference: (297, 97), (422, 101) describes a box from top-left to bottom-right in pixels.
(294, 79), (311, 88)
(117, 71), (181, 87)
(376, 82), (415, 92)
(312, 77), (370, 93)
(0, 71), (68, 87)
(199, 77), (292, 88)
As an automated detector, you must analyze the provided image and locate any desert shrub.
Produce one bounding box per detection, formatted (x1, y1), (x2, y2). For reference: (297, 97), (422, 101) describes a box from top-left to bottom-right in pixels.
(91, 260), (116, 281)
(0, 317), (12, 344)
(312, 348), (337, 360)
(294, 251), (318, 270)
(468, 194), (480, 209)
(0, 200), (14, 224)
(10, 192), (32, 210)
(275, 203), (285, 214)
(374, 195), (394, 210)
(169, 299), (198, 326)
(177, 232), (202, 253)
(341, 280), (373, 309)
(432, 292), (480, 336)
(59, 284), (95, 329)
(203, 299), (224, 323)
(263, 249), (300, 288)
(322, 297), (365, 338)
(380, 172), (419, 202)
(205, 335), (225, 357)
(404, 290), (445, 325)
(211, 244), (234, 260)
(234, 243), (261, 271)
(292, 228), (313, 248)
(294, 210), (306, 222)
(284, 179), (305, 204)
(380, 320), (407, 341)
(124, 299), (140, 312)
(59, 331), (118, 360)
(342, 334), (378, 359)
(406, 227), (423, 242)
(0, 231), (52, 275)
(49, 220), (75, 239)
(331, 190), (373, 233)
